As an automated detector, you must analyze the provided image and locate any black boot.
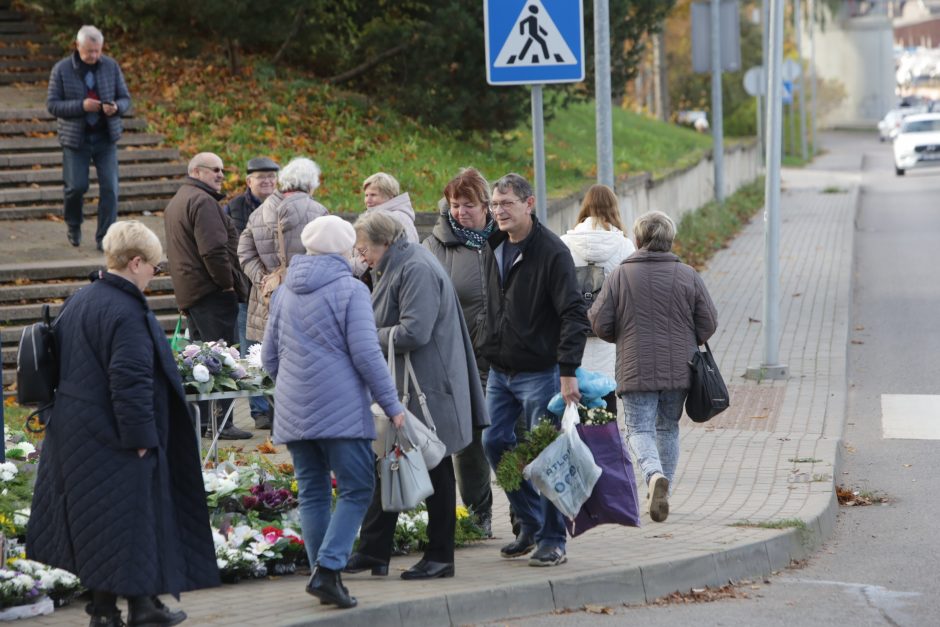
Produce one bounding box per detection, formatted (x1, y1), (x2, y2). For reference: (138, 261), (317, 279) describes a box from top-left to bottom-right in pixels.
(86, 591), (125, 627)
(127, 595), (187, 627)
(306, 565), (357, 609)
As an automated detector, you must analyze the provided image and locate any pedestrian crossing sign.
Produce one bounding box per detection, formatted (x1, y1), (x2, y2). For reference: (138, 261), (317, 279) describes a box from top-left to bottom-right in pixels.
(485, 0), (585, 85)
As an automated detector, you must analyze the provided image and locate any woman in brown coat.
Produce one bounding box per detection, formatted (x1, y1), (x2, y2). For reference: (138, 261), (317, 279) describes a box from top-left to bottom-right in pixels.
(588, 210), (718, 523)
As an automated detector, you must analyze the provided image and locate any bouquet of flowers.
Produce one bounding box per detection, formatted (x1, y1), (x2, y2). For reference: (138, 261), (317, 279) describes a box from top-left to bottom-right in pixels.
(0, 559), (81, 613)
(579, 405), (617, 426)
(176, 340), (272, 395)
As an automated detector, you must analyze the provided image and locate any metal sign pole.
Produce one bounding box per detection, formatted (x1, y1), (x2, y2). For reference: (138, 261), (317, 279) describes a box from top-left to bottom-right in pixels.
(594, 0), (614, 188)
(796, 0), (808, 160)
(532, 84), (548, 222)
(809, 0), (818, 155)
(748, 0), (787, 380)
(710, 0), (725, 202)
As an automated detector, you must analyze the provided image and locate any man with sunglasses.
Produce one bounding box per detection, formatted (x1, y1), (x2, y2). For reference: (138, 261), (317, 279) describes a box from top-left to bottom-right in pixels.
(164, 152), (252, 440)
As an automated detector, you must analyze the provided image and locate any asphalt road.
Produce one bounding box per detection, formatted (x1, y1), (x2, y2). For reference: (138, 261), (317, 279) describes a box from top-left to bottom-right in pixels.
(480, 137), (940, 627)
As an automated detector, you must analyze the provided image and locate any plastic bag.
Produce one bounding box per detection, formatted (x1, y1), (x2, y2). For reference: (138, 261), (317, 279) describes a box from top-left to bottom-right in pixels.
(547, 367), (616, 416)
(523, 402), (602, 519)
(565, 421), (641, 537)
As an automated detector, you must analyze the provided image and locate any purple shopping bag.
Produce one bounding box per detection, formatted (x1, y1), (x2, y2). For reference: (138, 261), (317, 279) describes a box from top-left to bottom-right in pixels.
(565, 421), (641, 537)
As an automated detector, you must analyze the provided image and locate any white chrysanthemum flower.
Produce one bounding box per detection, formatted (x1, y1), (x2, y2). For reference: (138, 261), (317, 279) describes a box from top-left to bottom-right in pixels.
(0, 461), (18, 482)
(192, 364), (211, 382)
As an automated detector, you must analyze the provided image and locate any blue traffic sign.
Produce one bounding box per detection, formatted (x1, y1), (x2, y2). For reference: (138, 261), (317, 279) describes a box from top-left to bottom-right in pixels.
(782, 80), (793, 105)
(484, 0), (585, 86)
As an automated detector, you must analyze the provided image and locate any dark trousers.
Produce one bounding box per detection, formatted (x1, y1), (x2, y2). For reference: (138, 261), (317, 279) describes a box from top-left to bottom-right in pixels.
(62, 131), (118, 245)
(185, 290), (238, 429)
(453, 427), (492, 519)
(357, 456), (456, 564)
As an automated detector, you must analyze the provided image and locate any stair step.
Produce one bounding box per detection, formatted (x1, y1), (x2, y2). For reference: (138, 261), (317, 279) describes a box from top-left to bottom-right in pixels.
(0, 32), (50, 42)
(0, 10), (25, 21)
(0, 197), (173, 220)
(0, 178), (182, 203)
(0, 162), (186, 185)
(1, 311), (180, 349)
(0, 107), (52, 120)
(0, 293), (179, 323)
(0, 259), (105, 282)
(0, 276), (175, 303)
(0, 71), (48, 84)
(0, 21), (37, 33)
(0, 117), (148, 135)
(0, 133), (163, 152)
(0, 58), (53, 70)
(0, 44), (61, 57)
(0, 147), (180, 168)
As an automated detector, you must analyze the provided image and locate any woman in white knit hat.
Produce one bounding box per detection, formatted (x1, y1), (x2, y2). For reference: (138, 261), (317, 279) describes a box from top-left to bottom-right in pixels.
(262, 215), (405, 609)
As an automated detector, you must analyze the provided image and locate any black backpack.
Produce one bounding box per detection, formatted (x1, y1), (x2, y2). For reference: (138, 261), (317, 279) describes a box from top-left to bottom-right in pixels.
(16, 304), (60, 430)
(574, 262), (606, 305)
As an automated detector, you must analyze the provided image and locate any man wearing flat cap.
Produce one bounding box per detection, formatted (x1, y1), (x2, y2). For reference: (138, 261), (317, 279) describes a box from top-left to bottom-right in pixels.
(225, 156), (279, 429)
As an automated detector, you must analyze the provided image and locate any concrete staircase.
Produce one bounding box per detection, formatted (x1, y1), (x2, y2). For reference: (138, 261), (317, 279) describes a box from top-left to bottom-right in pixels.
(0, 3), (437, 397)
(0, 4), (186, 395)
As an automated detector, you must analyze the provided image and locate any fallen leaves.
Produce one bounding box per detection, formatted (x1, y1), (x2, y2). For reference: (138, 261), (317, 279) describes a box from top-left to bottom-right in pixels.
(583, 604), (615, 615)
(836, 484), (889, 506)
(256, 439), (278, 454)
(652, 584), (748, 605)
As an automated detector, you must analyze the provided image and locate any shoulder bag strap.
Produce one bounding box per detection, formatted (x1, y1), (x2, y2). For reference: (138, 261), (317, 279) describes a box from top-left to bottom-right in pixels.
(402, 351), (437, 432)
(387, 326), (397, 383)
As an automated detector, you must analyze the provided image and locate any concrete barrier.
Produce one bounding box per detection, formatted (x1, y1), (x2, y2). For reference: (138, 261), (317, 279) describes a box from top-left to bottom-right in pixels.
(545, 140), (762, 234)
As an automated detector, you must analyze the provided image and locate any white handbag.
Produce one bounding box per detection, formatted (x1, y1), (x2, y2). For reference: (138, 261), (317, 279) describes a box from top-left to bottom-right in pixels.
(371, 327), (447, 470)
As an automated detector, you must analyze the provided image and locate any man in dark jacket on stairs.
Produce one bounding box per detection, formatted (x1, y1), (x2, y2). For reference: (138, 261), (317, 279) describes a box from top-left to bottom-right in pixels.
(47, 25), (131, 251)
(164, 152), (251, 440)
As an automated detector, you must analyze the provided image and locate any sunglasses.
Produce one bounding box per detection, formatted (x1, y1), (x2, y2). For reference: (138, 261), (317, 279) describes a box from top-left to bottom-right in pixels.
(195, 165), (224, 174)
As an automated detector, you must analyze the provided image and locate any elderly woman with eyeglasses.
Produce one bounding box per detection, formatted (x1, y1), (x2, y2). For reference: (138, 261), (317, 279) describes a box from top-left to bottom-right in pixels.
(345, 211), (486, 581)
(238, 157), (329, 352)
(28, 221), (219, 627)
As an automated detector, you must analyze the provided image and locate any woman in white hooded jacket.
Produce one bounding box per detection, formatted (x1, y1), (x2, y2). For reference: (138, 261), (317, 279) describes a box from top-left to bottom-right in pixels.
(560, 184), (635, 411)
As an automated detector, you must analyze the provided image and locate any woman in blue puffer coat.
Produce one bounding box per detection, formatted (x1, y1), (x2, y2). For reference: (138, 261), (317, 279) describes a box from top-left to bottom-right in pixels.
(262, 215), (404, 610)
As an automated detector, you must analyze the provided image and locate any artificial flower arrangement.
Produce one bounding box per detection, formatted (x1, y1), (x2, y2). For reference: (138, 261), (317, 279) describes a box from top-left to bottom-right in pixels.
(175, 340), (273, 396)
(578, 405), (617, 426)
(392, 505), (487, 556)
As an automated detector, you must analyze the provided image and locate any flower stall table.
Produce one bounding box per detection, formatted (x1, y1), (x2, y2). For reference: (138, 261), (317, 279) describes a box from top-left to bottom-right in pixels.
(185, 390), (269, 468)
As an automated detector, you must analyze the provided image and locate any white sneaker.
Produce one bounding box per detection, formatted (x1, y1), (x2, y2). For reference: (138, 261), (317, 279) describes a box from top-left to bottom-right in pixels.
(648, 473), (670, 522)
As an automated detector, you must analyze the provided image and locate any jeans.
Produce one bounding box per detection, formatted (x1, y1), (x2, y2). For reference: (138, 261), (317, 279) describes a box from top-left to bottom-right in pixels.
(186, 291), (238, 429)
(62, 131), (118, 245)
(236, 302), (270, 417)
(287, 439), (375, 571)
(482, 366), (566, 551)
(621, 389), (688, 487)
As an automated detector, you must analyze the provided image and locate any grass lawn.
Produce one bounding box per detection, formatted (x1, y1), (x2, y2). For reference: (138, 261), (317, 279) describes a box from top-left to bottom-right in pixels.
(118, 46), (713, 213)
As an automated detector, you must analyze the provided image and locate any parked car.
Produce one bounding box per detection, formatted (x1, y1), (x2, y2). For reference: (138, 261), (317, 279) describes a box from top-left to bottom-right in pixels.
(893, 113), (940, 176)
(879, 105), (928, 142)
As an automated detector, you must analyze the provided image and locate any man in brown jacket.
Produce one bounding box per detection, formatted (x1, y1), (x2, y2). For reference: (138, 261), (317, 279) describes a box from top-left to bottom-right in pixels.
(164, 152), (251, 439)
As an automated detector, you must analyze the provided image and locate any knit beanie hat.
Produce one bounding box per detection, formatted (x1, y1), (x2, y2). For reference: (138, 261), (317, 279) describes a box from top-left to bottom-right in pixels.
(301, 215), (355, 256)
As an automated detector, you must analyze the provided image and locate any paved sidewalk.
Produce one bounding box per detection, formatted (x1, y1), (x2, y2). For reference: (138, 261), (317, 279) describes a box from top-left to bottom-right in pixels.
(23, 133), (863, 627)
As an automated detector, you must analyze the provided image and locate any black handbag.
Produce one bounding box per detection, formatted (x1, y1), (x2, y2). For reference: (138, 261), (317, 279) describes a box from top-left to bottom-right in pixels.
(685, 341), (729, 423)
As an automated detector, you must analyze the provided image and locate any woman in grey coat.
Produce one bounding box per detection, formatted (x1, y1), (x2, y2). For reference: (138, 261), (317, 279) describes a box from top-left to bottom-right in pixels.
(345, 211), (487, 581)
(423, 167), (496, 536)
(237, 157), (329, 345)
(588, 211), (718, 524)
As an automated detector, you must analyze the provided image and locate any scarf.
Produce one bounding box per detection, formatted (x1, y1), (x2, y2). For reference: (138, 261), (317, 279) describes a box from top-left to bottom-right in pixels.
(448, 213), (495, 250)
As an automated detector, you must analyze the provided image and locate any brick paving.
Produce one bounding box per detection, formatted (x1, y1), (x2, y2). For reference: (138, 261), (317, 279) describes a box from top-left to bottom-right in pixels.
(19, 134), (865, 626)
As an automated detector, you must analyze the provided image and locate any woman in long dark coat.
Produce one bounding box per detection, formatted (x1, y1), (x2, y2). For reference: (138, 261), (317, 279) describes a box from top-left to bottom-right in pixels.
(27, 221), (219, 627)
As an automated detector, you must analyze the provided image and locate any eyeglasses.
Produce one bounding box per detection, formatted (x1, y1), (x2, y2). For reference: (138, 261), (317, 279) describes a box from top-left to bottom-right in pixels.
(195, 165), (224, 174)
(138, 258), (164, 275)
(489, 198), (523, 213)
(250, 172), (277, 181)
(356, 247), (369, 257)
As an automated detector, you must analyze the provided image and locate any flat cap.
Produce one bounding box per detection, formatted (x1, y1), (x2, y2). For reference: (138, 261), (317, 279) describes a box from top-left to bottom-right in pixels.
(246, 157), (280, 173)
